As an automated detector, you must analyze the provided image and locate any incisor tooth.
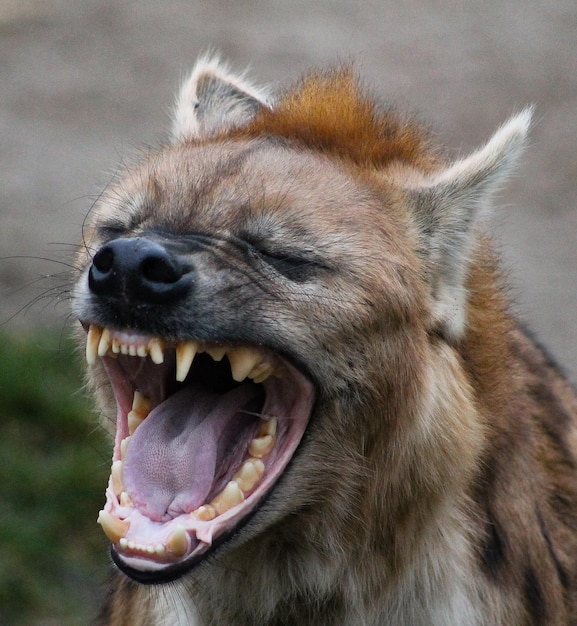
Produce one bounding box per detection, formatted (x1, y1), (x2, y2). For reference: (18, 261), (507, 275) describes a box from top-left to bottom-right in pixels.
(211, 481), (244, 515)
(97, 510), (129, 543)
(86, 325), (102, 365)
(148, 338), (165, 364)
(249, 434), (274, 458)
(111, 338), (121, 354)
(111, 460), (124, 495)
(228, 347), (262, 382)
(176, 340), (198, 382)
(136, 344), (148, 358)
(166, 526), (189, 557)
(97, 328), (111, 357)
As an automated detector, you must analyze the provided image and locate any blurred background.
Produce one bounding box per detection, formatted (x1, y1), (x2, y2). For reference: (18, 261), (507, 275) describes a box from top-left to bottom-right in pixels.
(0, 1), (575, 623)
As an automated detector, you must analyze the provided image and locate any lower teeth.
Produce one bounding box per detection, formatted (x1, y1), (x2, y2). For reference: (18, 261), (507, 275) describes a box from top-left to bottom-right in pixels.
(106, 417), (278, 557)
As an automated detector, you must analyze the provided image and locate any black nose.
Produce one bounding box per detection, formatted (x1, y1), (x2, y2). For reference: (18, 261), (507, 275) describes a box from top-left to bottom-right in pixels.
(88, 237), (192, 304)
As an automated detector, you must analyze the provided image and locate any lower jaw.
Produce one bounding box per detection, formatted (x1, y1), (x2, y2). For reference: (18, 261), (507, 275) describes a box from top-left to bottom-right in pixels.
(89, 326), (316, 578)
(100, 412), (292, 575)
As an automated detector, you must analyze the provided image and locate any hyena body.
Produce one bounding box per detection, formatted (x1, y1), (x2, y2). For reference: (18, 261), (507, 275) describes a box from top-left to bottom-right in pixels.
(73, 58), (577, 625)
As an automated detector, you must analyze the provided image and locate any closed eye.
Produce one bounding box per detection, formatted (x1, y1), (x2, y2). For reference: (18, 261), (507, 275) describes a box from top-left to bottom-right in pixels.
(246, 245), (325, 282)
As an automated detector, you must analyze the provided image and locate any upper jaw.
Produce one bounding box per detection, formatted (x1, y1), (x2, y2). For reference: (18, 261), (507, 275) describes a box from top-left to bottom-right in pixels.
(82, 322), (315, 580)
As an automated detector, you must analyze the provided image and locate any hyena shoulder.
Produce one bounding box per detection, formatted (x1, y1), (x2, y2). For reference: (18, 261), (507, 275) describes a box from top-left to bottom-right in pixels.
(80, 57), (577, 625)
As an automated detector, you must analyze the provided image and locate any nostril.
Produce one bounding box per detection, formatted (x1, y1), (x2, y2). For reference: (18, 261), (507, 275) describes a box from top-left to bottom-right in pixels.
(141, 254), (182, 284)
(88, 237), (192, 304)
(92, 246), (115, 274)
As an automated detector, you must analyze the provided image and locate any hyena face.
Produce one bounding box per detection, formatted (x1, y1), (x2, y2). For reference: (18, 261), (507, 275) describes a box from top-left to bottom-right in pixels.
(75, 132), (431, 579)
(74, 58), (577, 625)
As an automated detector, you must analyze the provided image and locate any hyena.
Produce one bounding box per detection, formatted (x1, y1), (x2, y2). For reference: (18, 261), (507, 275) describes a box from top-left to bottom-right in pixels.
(73, 57), (577, 625)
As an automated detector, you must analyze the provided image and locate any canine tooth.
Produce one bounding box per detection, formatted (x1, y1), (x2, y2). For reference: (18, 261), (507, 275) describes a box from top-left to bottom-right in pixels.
(127, 411), (145, 435)
(249, 434), (274, 458)
(111, 460), (124, 495)
(205, 345), (227, 361)
(148, 338), (165, 364)
(192, 504), (217, 521)
(97, 510), (129, 543)
(132, 391), (152, 417)
(97, 327), (111, 357)
(176, 340), (199, 382)
(228, 348), (262, 382)
(211, 481), (244, 515)
(86, 325), (102, 365)
(120, 491), (133, 507)
(166, 526), (189, 557)
(233, 460), (263, 493)
(259, 417), (277, 437)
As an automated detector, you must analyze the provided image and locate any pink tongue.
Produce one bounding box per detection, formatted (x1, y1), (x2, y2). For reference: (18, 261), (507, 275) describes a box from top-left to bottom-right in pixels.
(122, 382), (261, 522)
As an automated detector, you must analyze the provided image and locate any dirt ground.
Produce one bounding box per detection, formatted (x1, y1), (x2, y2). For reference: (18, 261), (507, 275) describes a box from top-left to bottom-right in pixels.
(1, 0), (575, 380)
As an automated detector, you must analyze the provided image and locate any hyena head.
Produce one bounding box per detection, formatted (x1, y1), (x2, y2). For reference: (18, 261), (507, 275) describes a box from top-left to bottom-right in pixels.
(73, 57), (530, 616)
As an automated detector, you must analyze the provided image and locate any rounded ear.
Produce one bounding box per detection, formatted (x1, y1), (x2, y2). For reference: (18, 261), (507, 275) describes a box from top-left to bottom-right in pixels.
(170, 55), (271, 143)
(406, 109), (532, 340)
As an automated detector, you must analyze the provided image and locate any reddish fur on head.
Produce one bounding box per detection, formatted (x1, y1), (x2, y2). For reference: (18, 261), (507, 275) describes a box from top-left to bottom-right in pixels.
(235, 68), (439, 172)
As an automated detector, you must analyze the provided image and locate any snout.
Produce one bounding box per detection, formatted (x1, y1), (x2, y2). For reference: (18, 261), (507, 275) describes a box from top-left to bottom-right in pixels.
(88, 237), (193, 305)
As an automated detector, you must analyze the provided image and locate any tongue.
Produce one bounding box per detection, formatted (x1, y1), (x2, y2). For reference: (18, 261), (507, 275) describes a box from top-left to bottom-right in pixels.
(122, 382), (261, 522)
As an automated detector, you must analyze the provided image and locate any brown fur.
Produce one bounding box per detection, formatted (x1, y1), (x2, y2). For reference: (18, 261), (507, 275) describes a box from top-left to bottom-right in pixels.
(73, 60), (577, 625)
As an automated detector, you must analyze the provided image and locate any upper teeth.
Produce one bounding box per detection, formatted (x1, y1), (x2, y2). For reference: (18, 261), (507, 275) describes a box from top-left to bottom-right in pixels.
(175, 340), (199, 382)
(85, 324), (279, 384)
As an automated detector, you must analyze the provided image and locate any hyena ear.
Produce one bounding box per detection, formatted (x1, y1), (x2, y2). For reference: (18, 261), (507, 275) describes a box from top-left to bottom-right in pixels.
(409, 109), (532, 340)
(170, 55), (271, 143)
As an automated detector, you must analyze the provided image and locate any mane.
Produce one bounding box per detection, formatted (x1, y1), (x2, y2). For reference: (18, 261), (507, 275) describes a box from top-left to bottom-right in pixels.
(235, 67), (440, 171)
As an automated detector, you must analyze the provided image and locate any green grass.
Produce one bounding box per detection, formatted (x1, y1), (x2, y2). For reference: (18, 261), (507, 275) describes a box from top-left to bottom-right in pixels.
(0, 329), (111, 625)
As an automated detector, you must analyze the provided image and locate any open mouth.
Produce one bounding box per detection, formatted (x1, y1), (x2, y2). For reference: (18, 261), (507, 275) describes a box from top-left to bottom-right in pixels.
(84, 324), (315, 580)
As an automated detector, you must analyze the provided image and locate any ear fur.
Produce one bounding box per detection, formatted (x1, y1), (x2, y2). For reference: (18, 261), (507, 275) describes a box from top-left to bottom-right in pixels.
(171, 54), (271, 143)
(409, 109), (532, 340)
